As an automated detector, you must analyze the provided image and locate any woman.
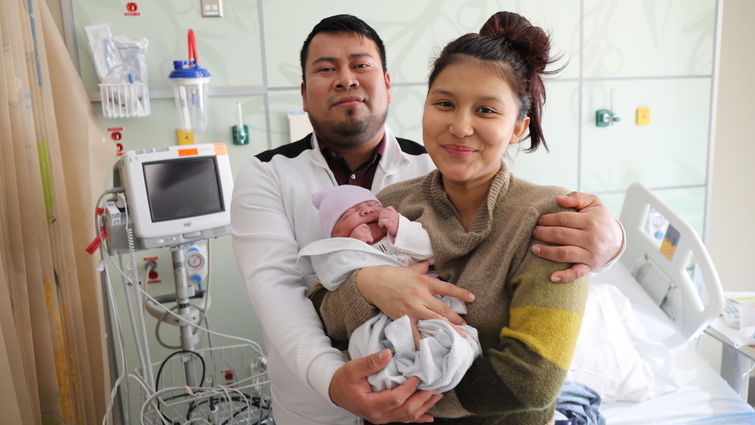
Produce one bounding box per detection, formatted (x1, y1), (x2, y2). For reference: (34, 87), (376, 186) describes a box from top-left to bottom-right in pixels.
(317, 11), (589, 425)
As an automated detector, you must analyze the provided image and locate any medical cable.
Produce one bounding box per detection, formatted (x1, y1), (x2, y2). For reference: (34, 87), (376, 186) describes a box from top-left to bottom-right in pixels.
(102, 243), (264, 355)
(105, 250), (264, 352)
(155, 350), (207, 390)
(102, 191), (155, 387)
(100, 252), (134, 425)
(183, 388), (261, 423)
(98, 240), (167, 425)
(96, 191), (266, 424)
(119, 252), (155, 385)
(96, 193), (141, 425)
(154, 349), (206, 424)
(140, 385), (255, 425)
(125, 197), (158, 386)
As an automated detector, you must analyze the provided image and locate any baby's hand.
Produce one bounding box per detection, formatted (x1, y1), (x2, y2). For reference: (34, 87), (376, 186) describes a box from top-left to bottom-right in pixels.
(350, 223), (375, 244)
(378, 206), (399, 238)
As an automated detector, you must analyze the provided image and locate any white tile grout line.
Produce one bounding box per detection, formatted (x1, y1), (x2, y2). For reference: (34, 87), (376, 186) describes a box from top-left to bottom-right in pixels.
(703, 0), (723, 245)
(257, 0), (273, 150)
(577, 0), (584, 192)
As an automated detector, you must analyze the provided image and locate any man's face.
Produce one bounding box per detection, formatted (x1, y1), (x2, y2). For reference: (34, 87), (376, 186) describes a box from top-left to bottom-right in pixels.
(301, 32), (392, 149)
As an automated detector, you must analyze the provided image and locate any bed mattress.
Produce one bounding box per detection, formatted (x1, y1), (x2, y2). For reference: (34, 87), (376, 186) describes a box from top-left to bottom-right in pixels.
(593, 264), (754, 425)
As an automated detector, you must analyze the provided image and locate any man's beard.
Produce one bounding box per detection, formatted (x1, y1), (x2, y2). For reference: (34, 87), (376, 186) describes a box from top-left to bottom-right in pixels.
(310, 108), (388, 149)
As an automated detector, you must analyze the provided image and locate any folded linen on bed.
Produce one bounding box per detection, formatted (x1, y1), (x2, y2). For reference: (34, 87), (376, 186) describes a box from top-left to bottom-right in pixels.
(568, 284), (679, 402)
(556, 381), (605, 425)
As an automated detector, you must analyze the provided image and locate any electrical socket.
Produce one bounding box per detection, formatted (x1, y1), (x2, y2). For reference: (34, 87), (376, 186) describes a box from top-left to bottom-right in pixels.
(200, 0), (223, 17)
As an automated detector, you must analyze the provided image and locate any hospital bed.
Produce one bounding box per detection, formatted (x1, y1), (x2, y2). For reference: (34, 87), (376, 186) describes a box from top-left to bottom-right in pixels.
(582, 184), (754, 424)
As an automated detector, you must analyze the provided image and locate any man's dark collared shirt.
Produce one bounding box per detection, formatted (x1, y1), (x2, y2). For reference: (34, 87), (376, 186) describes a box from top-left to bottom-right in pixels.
(318, 137), (386, 190)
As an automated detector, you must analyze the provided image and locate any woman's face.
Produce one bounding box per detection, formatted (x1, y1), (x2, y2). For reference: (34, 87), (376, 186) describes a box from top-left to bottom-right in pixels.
(422, 59), (530, 188)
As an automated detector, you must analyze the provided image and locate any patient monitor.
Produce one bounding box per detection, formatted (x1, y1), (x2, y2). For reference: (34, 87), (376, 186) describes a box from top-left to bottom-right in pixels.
(111, 143), (233, 251)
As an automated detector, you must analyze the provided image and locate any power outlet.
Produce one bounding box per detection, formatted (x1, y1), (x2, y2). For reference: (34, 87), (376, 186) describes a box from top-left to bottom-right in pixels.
(636, 107), (650, 126)
(200, 0), (223, 17)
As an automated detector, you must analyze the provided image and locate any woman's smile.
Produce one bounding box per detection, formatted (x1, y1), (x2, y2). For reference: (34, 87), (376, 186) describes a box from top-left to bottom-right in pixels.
(441, 144), (478, 158)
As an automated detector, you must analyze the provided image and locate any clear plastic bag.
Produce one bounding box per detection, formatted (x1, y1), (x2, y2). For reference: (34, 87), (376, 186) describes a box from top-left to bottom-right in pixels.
(85, 23), (150, 118)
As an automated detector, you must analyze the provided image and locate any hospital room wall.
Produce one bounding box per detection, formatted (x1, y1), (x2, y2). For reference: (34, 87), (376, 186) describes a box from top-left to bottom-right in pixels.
(708, 0), (755, 297)
(704, 0), (755, 384)
(52, 0), (721, 383)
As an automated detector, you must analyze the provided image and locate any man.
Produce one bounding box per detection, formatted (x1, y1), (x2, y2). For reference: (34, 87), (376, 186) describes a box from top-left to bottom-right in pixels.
(231, 14), (623, 425)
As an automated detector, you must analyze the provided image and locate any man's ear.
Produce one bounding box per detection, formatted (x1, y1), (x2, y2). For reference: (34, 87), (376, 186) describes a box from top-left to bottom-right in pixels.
(385, 72), (393, 104)
(510, 116), (530, 144)
(301, 82), (308, 112)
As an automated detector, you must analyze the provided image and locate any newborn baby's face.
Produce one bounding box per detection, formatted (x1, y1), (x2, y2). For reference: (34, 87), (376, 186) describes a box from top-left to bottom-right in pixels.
(331, 200), (387, 244)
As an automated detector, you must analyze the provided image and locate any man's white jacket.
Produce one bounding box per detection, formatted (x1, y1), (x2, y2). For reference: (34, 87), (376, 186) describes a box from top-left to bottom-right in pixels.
(231, 126), (435, 425)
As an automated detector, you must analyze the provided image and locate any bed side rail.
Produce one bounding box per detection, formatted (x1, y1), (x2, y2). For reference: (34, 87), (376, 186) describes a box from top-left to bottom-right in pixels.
(618, 183), (725, 341)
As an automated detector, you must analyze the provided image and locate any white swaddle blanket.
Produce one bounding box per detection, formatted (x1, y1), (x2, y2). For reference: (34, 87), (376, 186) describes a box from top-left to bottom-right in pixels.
(298, 238), (482, 392)
(349, 299), (481, 392)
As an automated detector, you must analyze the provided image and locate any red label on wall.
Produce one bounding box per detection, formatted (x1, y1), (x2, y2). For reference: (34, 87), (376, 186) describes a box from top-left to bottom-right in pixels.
(125, 3), (141, 16)
(108, 128), (125, 156)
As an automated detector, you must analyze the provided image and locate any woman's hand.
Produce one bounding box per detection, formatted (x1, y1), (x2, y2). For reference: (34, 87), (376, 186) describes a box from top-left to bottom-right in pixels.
(355, 262), (475, 328)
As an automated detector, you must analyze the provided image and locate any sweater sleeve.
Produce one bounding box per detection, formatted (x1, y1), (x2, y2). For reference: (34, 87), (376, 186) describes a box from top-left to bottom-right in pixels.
(450, 254), (588, 417)
(391, 214), (435, 263)
(318, 271), (381, 341)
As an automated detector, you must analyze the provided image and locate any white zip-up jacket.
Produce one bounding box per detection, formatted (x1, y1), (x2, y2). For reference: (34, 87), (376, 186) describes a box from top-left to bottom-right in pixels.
(231, 126), (435, 425)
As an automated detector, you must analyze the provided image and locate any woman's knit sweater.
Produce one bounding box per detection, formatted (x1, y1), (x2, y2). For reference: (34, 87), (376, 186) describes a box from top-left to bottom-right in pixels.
(318, 167), (589, 425)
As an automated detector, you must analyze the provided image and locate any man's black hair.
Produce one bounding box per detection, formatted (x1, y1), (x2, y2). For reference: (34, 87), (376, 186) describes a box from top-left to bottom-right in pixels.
(299, 14), (387, 84)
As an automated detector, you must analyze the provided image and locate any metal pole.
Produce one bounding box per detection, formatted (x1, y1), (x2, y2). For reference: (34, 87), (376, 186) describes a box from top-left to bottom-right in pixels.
(171, 245), (199, 387)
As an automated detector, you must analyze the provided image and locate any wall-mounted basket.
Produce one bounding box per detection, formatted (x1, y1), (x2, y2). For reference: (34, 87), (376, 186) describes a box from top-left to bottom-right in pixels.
(99, 82), (151, 118)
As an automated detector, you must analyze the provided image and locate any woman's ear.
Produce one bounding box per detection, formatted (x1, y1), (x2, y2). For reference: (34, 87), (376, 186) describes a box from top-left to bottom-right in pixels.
(510, 116), (530, 144)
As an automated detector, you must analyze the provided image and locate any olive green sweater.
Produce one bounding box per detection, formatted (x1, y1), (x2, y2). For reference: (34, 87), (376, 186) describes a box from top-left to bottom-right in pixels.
(318, 167), (588, 425)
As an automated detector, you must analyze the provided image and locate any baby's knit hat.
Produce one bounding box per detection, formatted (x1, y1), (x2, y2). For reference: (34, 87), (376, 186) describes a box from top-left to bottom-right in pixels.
(312, 185), (380, 237)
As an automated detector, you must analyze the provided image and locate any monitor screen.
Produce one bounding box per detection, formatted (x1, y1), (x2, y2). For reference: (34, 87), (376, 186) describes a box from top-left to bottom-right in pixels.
(142, 157), (224, 222)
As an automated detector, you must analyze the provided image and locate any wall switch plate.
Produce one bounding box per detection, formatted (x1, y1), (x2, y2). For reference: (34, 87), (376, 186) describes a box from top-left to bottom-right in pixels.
(596, 109), (620, 127)
(636, 107), (650, 126)
(201, 0), (223, 17)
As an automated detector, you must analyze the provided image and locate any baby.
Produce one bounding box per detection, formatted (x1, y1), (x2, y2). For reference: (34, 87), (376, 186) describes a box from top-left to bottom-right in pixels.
(298, 185), (480, 393)
(312, 184), (434, 270)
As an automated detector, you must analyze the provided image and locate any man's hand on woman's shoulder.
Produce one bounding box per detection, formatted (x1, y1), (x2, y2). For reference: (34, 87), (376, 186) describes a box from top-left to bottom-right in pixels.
(531, 191), (623, 283)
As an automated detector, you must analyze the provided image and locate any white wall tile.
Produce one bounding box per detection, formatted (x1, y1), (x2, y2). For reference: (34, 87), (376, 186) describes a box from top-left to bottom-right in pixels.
(600, 186), (706, 237)
(507, 81), (580, 189)
(581, 78), (711, 192)
(262, 0), (580, 87)
(583, 0), (716, 78)
(386, 84), (427, 145)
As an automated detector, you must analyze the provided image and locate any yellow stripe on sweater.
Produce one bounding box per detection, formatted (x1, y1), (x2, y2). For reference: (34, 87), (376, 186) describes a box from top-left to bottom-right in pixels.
(500, 306), (582, 370)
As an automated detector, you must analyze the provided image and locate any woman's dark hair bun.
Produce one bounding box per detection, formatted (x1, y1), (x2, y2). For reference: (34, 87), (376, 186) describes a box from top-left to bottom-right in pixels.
(479, 11), (551, 75)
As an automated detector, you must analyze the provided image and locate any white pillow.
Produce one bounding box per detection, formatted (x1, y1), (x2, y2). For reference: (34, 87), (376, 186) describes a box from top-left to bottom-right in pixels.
(567, 284), (677, 402)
